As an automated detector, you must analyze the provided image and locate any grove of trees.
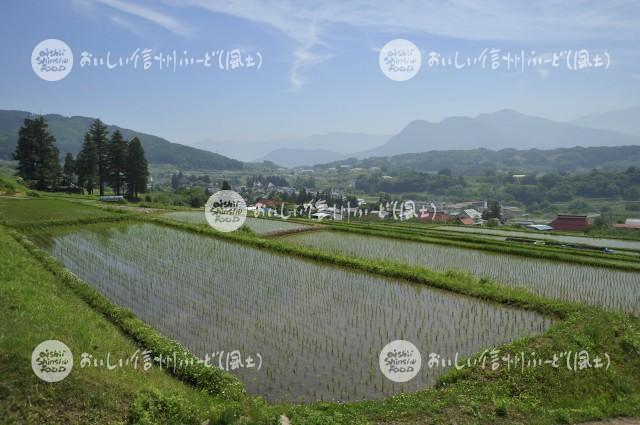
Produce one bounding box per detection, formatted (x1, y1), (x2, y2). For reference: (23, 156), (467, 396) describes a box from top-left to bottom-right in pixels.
(14, 116), (149, 199)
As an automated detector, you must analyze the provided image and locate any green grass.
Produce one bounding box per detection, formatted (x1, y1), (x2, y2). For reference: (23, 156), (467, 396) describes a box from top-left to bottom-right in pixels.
(0, 198), (120, 225)
(0, 175), (29, 196)
(587, 226), (640, 241)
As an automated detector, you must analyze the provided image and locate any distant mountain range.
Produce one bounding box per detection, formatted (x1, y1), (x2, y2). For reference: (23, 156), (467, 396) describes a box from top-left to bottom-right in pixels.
(194, 132), (389, 165)
(570, 106), (640, 137)
(193, 108), (640, 168)
(255, 148), (348, 168)
(0, 110), (243, 170)
(357, 109), (640, 158)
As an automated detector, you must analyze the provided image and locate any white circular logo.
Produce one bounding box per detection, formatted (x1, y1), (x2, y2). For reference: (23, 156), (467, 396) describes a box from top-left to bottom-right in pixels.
(205, 190), (247, 232)
(378, 39), (422, 82)
(379, 339), (421, 383)
(31, 39), (74, 81)
(31, 340), (73, 382)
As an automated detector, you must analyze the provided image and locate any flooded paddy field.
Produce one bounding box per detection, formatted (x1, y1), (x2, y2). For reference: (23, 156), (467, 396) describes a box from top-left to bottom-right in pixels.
(283, 231), (640, 315)
(34, 222), (553, 403)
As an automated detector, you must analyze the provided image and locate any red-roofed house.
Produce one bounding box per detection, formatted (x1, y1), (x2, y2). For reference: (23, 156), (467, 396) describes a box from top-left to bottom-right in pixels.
(419, 211), (451, 222)
(459, 217), (475, 226)
(431, 211), (451, 223)
(550, 214), (591, 232)
(256, 198), (282, 208)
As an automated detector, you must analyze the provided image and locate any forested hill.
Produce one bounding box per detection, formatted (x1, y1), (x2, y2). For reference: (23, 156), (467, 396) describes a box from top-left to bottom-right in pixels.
(318, 145), (640, 175)
(0, 110), (243, 170)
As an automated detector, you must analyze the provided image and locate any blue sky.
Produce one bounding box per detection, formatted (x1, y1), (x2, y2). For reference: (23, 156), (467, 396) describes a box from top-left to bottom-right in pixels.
(1, 0), (639, 145)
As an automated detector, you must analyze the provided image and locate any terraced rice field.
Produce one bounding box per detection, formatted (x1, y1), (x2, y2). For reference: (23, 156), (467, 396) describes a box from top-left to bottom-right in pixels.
(162, 211), (311, 234)
(435, 225), (640, 251)
(34, 223), (552, 403)
(282, 231), (640, 315)
(0, 197), (117, 224)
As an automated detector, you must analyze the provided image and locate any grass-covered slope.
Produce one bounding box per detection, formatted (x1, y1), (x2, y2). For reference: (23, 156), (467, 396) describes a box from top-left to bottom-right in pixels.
(0, 198), (121, 225)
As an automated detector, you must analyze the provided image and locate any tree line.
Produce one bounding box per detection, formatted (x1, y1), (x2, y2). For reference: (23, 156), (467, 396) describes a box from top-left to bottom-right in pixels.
(350, 166), (640, 206)
(355, 170), (466, 195)
(14, 116), (149, 199)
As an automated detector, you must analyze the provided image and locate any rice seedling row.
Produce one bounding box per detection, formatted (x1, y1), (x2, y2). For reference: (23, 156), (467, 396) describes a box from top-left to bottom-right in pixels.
(302, 220), (640, 270)
(163, 211), (311, 235)
(354, 221), (640, 257)
(435, 225), (640, 251)
(282, 231), (640, 315)
(36, 222), (552, 403)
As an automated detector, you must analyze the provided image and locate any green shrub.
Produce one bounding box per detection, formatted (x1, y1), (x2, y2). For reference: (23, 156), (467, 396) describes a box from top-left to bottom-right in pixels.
(493, 398), (508, 417)
(486, 218), (500, 227)
(206, 399), (278, 425)
(128, 390), (200, 425)
(625, 202), (640, 211)
(0, 178), (16, 194)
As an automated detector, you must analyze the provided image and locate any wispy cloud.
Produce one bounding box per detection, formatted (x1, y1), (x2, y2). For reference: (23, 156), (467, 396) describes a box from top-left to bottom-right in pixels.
(162, 0), (639, 87)
(95, 0), (193, 37)
(108, 14), (145, 36)
(290, 47), (333, 89)
(99, 0), (640, 87)
(164, 0), (639, 42)
(162, 0), (337, 88)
